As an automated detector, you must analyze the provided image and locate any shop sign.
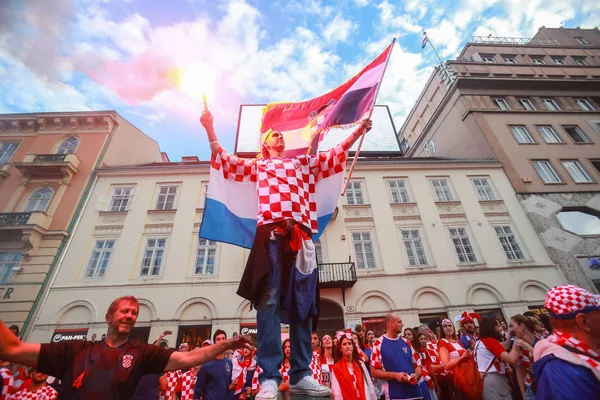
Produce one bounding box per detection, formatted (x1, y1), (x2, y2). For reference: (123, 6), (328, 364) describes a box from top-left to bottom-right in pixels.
(0, 287), (14, 300)
(589, 257), (600, 270)
(52, 328), (88, 342)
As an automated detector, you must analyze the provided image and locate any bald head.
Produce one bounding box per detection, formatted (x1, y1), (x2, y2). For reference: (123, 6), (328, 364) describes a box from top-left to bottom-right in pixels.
(385, 313), (403, 337)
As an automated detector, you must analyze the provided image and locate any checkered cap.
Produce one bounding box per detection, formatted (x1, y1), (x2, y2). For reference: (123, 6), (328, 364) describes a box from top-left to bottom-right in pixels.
(545, 285), (600, 318)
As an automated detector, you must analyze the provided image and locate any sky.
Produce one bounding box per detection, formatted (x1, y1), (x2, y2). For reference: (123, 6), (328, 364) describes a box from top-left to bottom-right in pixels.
(0, 0), (598, 161)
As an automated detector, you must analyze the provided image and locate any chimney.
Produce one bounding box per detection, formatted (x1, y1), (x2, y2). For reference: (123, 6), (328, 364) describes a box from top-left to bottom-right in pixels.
(182, 156), (200, 163)
(161, 152), (170, 162)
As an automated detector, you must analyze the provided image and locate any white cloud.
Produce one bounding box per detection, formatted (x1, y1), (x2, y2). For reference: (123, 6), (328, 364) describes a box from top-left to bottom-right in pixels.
(322, 13), (357, 44)
(354, 0), (369, 7)
(377, 0), (422, 34)
(405, 0), (427, 20)
(425, 20), (463, 58)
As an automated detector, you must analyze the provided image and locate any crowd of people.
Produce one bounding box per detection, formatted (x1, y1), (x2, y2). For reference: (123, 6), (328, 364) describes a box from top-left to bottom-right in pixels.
(0, 284), (597, 400)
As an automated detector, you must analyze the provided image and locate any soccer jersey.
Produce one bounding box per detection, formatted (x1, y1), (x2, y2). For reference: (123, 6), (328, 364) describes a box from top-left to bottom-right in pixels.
(37, 340), (174, 399)
(475, 339), (507, 374)
(309, 353), (323, 384)
(438, 339), (466, 361)
(0, 367), (13, 400)
(371, 336), (422, 400)
(9, 385), (57, 400)
(193, 358), (233, 400)
(215, 142), (349, 233)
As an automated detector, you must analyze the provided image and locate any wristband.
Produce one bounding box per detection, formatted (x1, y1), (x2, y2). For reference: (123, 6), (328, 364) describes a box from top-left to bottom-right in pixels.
(209, 140), (219, 145)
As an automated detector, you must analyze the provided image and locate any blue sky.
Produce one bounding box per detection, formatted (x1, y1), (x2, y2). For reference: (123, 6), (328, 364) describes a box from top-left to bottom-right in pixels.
(0, 0), (597, 160)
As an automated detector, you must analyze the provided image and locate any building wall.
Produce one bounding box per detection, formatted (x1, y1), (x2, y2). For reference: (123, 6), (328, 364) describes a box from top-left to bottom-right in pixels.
(101, 115), (163, 167)
(29, 160), (564, 343)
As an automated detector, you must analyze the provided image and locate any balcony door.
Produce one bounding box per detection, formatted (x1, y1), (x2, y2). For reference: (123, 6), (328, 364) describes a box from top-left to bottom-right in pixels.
(316, 299), (344, 337)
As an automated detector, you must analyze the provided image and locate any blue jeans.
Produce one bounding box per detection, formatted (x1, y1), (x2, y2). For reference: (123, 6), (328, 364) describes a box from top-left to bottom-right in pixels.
(256, 234), (312, 385)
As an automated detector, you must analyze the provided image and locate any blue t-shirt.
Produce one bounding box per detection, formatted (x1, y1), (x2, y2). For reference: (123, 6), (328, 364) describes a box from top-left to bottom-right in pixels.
(374, 336), (423, 400)
(534, 354), (600, 400)
(131, 373), (161, 400)
(193, 357), (233, 400)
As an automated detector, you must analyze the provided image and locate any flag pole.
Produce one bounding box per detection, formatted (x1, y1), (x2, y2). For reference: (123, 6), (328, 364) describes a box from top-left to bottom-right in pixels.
(423, 32), (443, 65)
(341, 38), (396, 196)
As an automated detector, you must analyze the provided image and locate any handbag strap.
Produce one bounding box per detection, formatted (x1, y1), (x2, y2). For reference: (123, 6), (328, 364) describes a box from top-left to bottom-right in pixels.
(474, 341), (496, 378)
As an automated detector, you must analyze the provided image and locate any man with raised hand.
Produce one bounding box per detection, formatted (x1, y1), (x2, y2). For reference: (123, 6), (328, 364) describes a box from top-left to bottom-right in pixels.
(0, 296), (250, 400)
(200, 110), (371, 400)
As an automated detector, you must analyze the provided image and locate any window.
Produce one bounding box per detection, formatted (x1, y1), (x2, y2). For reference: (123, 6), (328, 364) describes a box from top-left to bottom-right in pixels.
(536, 125), (563, 143)
(575, 99), (594, 111)
(140, 238), (166, 276)
(314, 239), (323, 263)
(574, 57), (588, 66)
(400, 139), (409, 153)
(494, 226), (525, 260)
(351, 232), (376, 269)
(518, 98), (536, 111)
(109, 187), (133, 212)
(557, 209), (600, 235)
(388, 180), (411, 203)
(56, 137), (79, 155)
(0, 142), (19, 163)
(345, 181), (364, 205)
(471, 178), (497, 201)
(575, 37), (589, 45)
(551, 57), (567, 65)
(155, 185), (179, 210)
(541, 99), (561, 111)
(562, 160), (593, 183)
(195, 238), (217, 275)
(401, 230), (428, 266)
(591, 159), (600, 175)
(430, 179), (454, 202)
(563, 126), (590, 143)
(85, 240), (115, 278)
(510, 126), (535, 143)
(448, 228), (477, 263)
(23, 187), (53, 212)
(531, 57), (546, 65)
(482, 56), (496, 63)
(493, 97), (511, 111)
(503, 57), (517, 64)
(0, 252), (22, 284)
(533, 160), (562, 183)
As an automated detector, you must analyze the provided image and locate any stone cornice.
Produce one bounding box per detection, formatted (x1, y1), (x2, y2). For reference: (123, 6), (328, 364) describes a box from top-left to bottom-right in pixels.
(0, 113), (118, 135)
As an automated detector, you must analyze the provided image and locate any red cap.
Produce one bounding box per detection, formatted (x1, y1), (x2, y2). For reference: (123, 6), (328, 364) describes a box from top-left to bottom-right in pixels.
(544, 285), (600, 318)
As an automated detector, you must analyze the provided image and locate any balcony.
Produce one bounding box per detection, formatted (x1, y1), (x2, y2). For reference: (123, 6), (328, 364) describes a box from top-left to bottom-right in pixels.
(0, 212), (52, 259)
(13, 153), (79, 183)
(318, 262), (357, 288)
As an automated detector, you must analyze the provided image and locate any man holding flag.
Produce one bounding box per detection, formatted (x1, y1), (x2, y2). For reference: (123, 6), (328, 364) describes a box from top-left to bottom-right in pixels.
(199, 40), (393, 400)
(200, 110), (371, 399)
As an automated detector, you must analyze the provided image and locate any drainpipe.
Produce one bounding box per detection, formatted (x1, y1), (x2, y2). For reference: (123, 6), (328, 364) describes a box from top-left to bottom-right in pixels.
(21, 114), (119, 339)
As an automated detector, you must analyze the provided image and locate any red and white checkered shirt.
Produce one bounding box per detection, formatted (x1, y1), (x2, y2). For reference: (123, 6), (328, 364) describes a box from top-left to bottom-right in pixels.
(9, 385), (57, 400)
(310, 354), (324, 384)
(0, 367), (13, 400)
(518, 347), (535, 386)
(159, 370), (181, 400)
(215, 143), (348, 233)
(280, 364), (290, 383)
(180, 369), (197, 400)
(251, 366), (263, 391)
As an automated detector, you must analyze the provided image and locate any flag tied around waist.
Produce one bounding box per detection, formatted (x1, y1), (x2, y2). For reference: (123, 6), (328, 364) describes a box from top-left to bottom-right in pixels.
(200, 41), (394, 249)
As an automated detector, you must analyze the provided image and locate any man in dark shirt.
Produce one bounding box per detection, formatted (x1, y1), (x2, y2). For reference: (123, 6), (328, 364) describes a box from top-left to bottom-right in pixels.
(0, 295), (250, 400)
(193, 329), (233, 400)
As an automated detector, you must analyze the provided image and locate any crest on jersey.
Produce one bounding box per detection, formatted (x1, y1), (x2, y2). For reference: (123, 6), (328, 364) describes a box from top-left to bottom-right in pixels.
(403, 347), (408, 354)
(122, 354), (134, 368)
(226, 362), (231, 373)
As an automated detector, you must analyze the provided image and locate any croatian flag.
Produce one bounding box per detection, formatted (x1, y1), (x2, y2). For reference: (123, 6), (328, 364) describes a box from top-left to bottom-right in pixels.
(422, 36), (428, 49)
(260, 40), (395, 157)
(200, 41), (394, 249)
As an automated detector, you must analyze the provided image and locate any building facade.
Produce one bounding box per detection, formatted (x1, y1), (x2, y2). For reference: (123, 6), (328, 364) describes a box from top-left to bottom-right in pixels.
(400, 26), (600, 292)
(28, 156), (564, 344)
(0, 111), (162, 332)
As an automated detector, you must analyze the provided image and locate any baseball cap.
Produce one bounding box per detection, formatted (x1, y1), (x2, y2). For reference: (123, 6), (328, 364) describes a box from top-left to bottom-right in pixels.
(202, 339), (213, 347)
(544, 284), (600, 318)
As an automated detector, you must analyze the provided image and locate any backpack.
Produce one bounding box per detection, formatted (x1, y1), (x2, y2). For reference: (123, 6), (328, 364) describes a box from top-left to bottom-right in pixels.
(453, 342), (495, 400)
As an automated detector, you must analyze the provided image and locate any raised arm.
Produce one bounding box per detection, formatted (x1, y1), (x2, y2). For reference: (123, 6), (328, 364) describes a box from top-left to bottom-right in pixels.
(0, 321), (41, 368)
(339, 119), (372, 150)
(165, 335), (251, 372)
(200, 110), (221, 155)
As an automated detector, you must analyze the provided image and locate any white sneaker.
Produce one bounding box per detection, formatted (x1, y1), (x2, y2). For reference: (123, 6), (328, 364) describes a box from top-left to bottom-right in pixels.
(256, 379), (279, 400)
(289, 375), (332, 397)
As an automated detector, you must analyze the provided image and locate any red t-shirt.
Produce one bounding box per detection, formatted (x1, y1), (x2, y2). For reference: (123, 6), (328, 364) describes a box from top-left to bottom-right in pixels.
(37, 340), (174, 399)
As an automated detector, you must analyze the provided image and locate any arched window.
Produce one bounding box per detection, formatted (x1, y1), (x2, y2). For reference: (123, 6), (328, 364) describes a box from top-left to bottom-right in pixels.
(23, 187), (53, 212)
(56, 137), (79, 155)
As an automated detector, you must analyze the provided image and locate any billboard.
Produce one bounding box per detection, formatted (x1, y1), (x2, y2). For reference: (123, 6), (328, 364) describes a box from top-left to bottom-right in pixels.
(234, 104), (400, 156)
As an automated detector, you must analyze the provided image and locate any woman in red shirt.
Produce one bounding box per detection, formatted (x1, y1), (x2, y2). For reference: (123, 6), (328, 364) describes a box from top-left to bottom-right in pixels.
(475, 317), (521, 400)
(438, 318), (469, 400)
(319, 334), (336, 388)
(330, 332), (376, 399)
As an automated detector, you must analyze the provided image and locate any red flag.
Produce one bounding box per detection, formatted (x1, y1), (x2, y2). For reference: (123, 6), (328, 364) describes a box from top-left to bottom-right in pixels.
(260, 41), (394, 156)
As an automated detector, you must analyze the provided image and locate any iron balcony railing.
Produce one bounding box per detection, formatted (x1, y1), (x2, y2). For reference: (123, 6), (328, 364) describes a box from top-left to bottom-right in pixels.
(318, 262), (357, 288)
(33, 154), (67, 163)
(471, 36), (559, 46)
(0, 212), (31, 226)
